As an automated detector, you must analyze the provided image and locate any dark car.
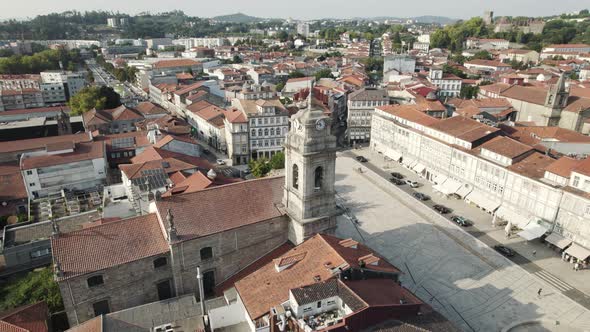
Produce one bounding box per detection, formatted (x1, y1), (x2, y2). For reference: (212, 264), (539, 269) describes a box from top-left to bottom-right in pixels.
(451, 216), (472, 227)
(494, 245), (515, 257)
(413, 192), (430, 201)
(203, 149), (211, 155)
(433, 204), (451, 214)
(390, 172), (404, 179)
(355, 156), (368, 162)
(389, 178), (405, 185)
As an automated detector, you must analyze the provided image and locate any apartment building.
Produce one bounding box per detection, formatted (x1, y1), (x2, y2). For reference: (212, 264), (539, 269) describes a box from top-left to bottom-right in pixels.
(223, 107), (249, 165)
(231, 98), (289, 160)
(346, 87), (389, 144)
(427, 68), (462, 98)
(370, 104), (590, 255)
(20, 141), (107, 199)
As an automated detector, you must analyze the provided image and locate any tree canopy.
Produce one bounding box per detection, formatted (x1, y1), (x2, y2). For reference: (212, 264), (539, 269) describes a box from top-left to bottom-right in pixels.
(68, 86), (121, 115)
(0, 48), (82, 74)
(0, 267), (64, 313)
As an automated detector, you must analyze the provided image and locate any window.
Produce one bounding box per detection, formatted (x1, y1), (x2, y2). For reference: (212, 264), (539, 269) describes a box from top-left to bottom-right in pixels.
(26, 170), (33, 175)
(573, 176), (580, 187)
(153, 257), (167, 268)
(30, 248), (50, 259)
(87, 275), (104, 288)
(317, 301), (322, 308)
(264, 128), (269, 136)
(92, 300), (110, 317)
(314, 166), (323, 189)
(251, 129), (256, 137)
(29, 183), (35, 187)
(293, 164), (299, 189)
(200, 247), (213, 260)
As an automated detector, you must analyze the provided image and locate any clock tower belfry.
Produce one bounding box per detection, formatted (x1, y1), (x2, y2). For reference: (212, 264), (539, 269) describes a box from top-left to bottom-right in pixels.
(283, 106), (340, 244)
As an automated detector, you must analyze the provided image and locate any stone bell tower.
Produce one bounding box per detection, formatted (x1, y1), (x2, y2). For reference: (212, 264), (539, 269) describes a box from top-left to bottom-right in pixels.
(283, 102), (340, 245)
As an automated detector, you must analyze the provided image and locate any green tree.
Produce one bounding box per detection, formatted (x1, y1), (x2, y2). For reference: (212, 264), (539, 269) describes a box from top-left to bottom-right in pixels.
(269, 152), (285, 170)
(460, 85), (479, 99)
(472, 50), (492, 60)
(288, 71), (306, 79)
(249, 158), (271, 178)
(68, 86), (121, 115)
(275, 81), (285, 92)
(314, 69), (334, 81)
(0, 267), (64, 313)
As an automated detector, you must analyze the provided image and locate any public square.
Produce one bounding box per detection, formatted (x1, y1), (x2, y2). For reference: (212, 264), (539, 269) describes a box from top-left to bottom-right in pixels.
(334, 152), (590, 332)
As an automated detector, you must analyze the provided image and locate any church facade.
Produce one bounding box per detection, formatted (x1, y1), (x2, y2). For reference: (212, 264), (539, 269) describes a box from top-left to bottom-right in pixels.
(51, 106), (341, 326)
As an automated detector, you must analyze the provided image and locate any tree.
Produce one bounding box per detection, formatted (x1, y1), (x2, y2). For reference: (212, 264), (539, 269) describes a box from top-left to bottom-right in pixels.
(276, 30), (289, 42)
(314, 69), (334, 81)
(275, 81), (285, 92)
(232, 55), (243, 64)
(68, 86), (121, 115)
(269, 152), (285, 170)
(249, 158), (271, 178)
(460, 85), (479, 99)
(472, 50), (492, 60)
(0, 267), (64, 313)
(288, 71), (306, 79)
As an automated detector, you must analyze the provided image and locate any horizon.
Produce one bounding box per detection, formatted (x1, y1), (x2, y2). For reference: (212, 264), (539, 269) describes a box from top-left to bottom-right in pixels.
(0, 1), (587, 21)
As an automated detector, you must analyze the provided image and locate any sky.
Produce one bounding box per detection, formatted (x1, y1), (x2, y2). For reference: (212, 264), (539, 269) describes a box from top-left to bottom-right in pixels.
(0, 0), (587, 20)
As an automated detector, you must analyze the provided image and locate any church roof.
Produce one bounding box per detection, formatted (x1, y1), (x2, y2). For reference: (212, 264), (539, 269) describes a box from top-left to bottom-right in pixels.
(155, 176), (286, 243)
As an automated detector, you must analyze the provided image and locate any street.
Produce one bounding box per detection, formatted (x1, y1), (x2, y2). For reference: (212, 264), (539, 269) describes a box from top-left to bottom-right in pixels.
(334, 150), (590, 331)
(85, 59), (147, 105)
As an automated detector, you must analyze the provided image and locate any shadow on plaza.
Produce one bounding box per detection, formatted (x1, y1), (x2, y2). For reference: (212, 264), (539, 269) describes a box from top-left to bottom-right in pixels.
(336, 220), (555, 332)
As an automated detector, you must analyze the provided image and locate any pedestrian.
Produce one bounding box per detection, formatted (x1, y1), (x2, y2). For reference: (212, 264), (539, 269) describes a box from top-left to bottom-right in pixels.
(575, 263), (579, 271)
(537, 288), (542, 297)
(532, 250), (537, 257)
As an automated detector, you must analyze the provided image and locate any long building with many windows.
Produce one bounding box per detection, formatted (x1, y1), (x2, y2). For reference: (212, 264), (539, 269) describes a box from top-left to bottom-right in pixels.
(371, 103), (590, 258)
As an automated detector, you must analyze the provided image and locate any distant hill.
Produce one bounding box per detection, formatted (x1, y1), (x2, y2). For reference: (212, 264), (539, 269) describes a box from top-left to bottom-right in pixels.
(356, 15), (457, 25)
(212, 13), (261, 23)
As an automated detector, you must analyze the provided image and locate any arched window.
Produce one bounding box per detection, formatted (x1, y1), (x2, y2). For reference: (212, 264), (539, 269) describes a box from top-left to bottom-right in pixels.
(258, 129), (263, 136)
(293, 164), (299, 189)
(153, 257), (167, 268)
(264, 128), (269, 136)
(87, 275), (104, 288)
(270, 128), (275, 136)
(251, 129), (256, 137)
(314, 166), (323, 189)
(200, 247), (213, 260)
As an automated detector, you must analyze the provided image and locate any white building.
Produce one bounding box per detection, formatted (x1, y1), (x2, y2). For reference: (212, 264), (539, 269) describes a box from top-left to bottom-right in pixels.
(296, 22), (310, 37)
(370, 104), (590, 257)
(346, 88), (389, 144)
(231, 98), (289, 160)
(427, 68), (462, 98)
(20, 141), (106, 199)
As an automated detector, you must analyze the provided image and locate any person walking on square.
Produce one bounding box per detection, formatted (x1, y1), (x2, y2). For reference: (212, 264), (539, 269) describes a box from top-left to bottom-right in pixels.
(537, 288), (542, 297)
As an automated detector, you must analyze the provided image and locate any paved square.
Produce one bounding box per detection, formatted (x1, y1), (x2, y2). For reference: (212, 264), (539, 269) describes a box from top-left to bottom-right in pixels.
(334, 154), (590, 332)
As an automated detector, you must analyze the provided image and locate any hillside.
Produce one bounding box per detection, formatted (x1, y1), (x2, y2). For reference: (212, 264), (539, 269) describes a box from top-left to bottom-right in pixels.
(212, 13), (261, 23)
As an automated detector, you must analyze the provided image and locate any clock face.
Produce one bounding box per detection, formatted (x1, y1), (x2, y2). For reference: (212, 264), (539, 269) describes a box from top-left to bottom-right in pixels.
(315, 119), (326, 131)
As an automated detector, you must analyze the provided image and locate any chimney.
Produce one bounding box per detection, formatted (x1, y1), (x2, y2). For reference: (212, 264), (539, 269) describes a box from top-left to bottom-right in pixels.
(166, 208), (178, 243)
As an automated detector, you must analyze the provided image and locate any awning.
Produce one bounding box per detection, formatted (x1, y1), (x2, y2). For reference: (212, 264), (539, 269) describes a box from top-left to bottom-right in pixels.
(413, 163), (426, 173)
(465, 188), (501, 212)
(545, 233), (572, 250)
(439, 178), (463, 195)
(565, 243), (590, 261)
(456, 185), (473, 198)
(517, 222), (548, 241)
(402, 157), (415, 167)
(389, 150), (402, 162)
(495, 206), (530, 229)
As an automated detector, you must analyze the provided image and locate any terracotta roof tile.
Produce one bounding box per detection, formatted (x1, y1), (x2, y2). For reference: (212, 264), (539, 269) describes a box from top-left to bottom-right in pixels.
(0, 302), (48, 332)
(153, 59), (201, 70)
(0, 133), (91, 154)
(428, 116), (499, 143)
(573, 158), (590, 177)
(20, 141), (104, 170)
(544, 157), (583, 178)
(134, 102), (167, 116)
(51, 213), (169, 280)
(480, 136), (533, 159)
(235, 233), (400, 319)
(507, 152), (556, 179)
(377, 105), (440, 127)
(0, 163), (27, 202)
(156, 177), (285, 243)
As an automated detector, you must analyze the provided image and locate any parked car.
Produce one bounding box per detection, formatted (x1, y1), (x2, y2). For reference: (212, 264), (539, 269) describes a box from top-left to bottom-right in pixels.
(451, 216), (472, 227)
(405, 180), (420, 188)
(203, 149), (211, 155)
(356, 156), (368, 162)
(389, 178), (405, 185)
(413, 192), (430, 201)
(390, 172), (404, 179)
(216, 159), (226, 165)
(433, 204), (451, 214)
(494, 245), (515, 257)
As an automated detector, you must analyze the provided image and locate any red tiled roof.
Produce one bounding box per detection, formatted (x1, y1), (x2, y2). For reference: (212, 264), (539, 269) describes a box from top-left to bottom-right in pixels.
(0, 163), (27, 202)
(0, 133), (91, 154)
(235, 233), (400, 319)
(500, 85), (548, 105)
(51, 213), (169, 280)
(153, 59), (201, 70)
(119, 158), (196, 179)
(161, 171), (213, 196)
(429, 116), (499, 143)
(377, 105), (440, 127)
(155, 177), (285, 243)
(573, 158), (590, 177)
(173, 81), (206, 96)
(20, 141), (104, 170)
(0, 302), (48, 332)
(0, 106), (70, 117)
(134, 102), (167, 116)
(286, 77), (314, 83)
(507, 152), (556, 179)
(544, 157), (583, 178)
(131, 146), (213, 170)
(479, 136), (533, 159)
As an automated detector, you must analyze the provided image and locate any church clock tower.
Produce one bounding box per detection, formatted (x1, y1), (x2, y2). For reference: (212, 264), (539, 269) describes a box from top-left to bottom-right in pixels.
(283, 105), (340, 244)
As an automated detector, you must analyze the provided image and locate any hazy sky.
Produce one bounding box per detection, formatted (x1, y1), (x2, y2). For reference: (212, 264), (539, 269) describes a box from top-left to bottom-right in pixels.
(1, 0), (587, 20)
